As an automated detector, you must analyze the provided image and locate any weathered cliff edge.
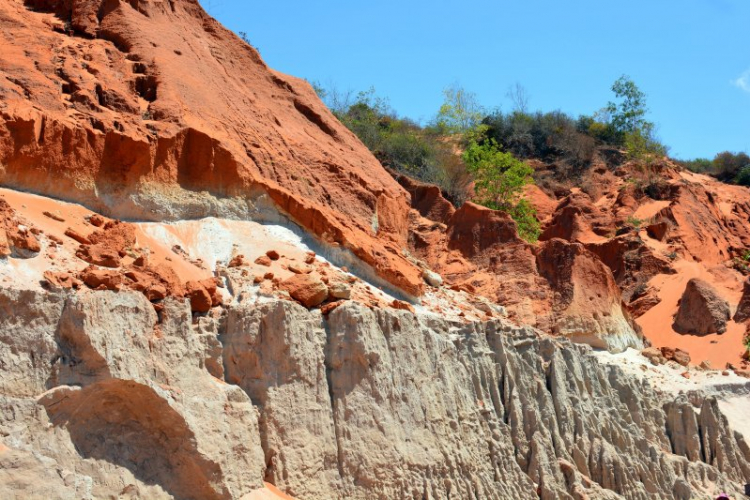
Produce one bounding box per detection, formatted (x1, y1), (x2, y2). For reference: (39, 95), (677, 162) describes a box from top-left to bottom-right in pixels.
(1, 287), (748, 499)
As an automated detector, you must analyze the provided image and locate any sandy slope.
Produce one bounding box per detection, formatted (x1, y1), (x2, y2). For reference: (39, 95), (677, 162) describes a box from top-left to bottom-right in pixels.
(637, 257), (746, 367)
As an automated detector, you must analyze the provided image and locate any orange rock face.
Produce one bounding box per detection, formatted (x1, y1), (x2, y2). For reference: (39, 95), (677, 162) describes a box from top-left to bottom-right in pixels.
(2, 0), (749, 369)
(0, 197), (41, 257)
(536, 238), (642, 350)
(540, 192), (614, 244)
(0, 0), (422, 295)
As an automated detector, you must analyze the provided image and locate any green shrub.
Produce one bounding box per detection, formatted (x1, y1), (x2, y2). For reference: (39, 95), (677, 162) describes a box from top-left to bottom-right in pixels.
(626, 216), (643, 229)
(508, 198), (541, 243)
(623, 125), (667, 161)
(483, 110), (595, 168)
(463, 139), (540, 242)
(735, 165), (750, 186)
(320, 86), (472, 205)
(677, 152), (750, 185)
(578, 115), (620, 145)
(714, 151), (750, 182)
(679, 158), (714, 174)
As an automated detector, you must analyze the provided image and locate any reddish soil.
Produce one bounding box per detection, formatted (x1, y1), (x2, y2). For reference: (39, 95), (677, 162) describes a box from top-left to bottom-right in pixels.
(1, 0), (748, 369)
(0, 0), (421, 295)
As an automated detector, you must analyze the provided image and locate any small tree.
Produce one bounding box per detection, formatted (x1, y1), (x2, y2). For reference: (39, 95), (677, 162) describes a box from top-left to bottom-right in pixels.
(435, 84), (484, 135)
(605, 75), (665, 160)
(463, 139), (540, 242)
(506, 82), (530, 114)
(607, 75), (648, 134)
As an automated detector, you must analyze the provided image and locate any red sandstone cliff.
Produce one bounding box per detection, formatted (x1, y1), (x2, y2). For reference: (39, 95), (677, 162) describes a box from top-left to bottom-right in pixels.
(0, 0), (422, 294)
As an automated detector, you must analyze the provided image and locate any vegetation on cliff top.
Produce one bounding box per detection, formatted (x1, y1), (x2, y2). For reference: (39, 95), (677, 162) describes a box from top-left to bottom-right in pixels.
(314, 76), (670, 243)
(681, 151), (750, 186)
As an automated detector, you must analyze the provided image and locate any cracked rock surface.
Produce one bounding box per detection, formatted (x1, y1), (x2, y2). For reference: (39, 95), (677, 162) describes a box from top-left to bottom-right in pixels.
(1, 288), (749, 499)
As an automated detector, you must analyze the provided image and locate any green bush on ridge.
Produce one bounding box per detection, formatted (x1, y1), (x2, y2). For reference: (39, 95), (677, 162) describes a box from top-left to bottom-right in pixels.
(310, 76), (679, 243)
(463, 138), (540, 242)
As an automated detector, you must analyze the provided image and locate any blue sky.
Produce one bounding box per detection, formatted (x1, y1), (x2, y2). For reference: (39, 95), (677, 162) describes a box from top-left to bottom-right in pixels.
(206, 0), (750, 159)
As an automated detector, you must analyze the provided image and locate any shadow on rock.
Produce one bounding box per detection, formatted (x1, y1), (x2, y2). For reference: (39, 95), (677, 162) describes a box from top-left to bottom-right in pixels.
(39, 379), (227, 500)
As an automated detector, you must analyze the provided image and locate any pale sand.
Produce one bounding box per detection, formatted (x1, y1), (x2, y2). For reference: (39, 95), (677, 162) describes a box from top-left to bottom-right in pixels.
(595, 347), (750, 441)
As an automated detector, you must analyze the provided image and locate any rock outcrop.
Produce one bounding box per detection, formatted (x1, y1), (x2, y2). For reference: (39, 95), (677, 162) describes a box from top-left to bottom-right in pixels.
(3, 0), (750, 498)
(734, 277), (750, 323)
(536, 238), (643, 352)
(0, 0), (422, 295)
(2, 287), (748, 499)
(673, 278), (731, 335)
(0, 198), (40, 258)
(540, 192), (615, 244)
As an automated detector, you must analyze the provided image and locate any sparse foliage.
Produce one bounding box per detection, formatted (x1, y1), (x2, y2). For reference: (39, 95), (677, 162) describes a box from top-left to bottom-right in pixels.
(484, 110), (596, 170)
(506, 83), (530, 114)
(679, 158), (714, 174)
(237, 30), (260, 53)
(625, 216), (643, 229)
(679, 151), (750, 186)
(607, 75), (648, 135)
(319, 85), (472, 205)
(434, 84), (484, 135)
(605, 75), (666, 161)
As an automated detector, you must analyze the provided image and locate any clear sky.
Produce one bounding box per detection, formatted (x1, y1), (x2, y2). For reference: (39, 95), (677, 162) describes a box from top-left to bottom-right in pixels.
(205, 0), (750, 160)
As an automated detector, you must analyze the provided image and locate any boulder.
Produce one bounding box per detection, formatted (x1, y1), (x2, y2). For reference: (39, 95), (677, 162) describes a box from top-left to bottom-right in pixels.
(64, 228), (91, 245)
(391, 300), (415, 313)
(422, 269), (443, 287)
(673, 278), (730, 335)
(88, 214), (106, 227)
(42, 210), (65, 222)
(733, 277), (750, 323)
(288, 262), (313, 275)
(7, 227), (41, 256)
(199, 278), (223, 307)
(660, 346), (691, 367)
(228, 254), (246, 267)
(255, 255), (272, 267)
(280, 274), (328, 308)
(79, 267), (124, 291)
(328, 283), (351, 300)
(641, 347), (666, 365)
(185, 281), (213, 313)
(76, 245), (121, 268)
(43, 271), (81, 290)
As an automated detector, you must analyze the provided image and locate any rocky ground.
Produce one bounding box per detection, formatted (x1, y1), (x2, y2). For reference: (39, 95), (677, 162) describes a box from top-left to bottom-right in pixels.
(1, 0), (750, 499)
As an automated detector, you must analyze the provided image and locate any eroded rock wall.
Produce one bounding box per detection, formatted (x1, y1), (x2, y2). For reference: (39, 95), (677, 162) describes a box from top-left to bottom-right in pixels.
(1, 288), (749, 499)
(0, 0), (422, 295)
